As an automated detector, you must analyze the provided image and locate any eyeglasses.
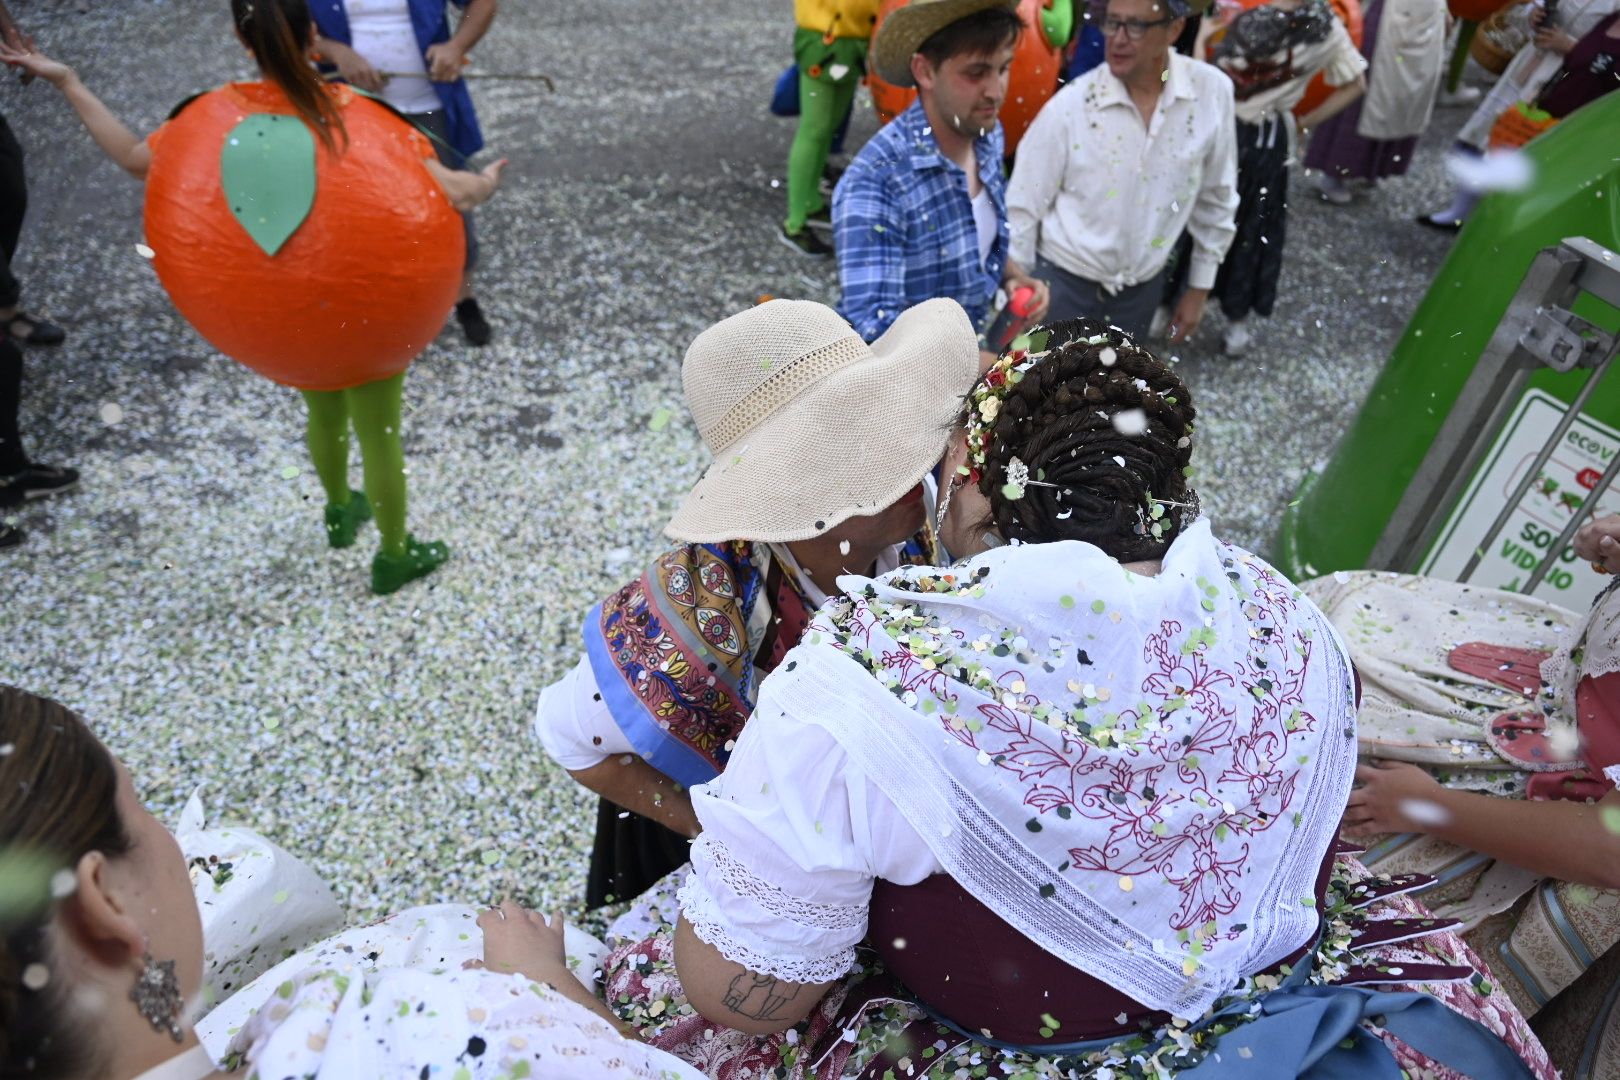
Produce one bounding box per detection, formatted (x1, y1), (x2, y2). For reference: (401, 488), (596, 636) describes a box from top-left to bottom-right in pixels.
(1100, 15), (1176, 40)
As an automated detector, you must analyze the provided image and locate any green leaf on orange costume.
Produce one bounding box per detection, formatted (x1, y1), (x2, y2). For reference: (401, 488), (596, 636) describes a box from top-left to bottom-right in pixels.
(220, 114), (316, 257)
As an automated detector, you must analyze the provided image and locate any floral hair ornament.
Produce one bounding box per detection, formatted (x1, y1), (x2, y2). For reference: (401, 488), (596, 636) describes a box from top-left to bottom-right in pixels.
(963, 328), (1062, 476)
(964, 328), (1120, 501)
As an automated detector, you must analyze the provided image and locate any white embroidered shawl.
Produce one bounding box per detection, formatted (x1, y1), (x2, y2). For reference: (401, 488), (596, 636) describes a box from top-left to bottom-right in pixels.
(765, 520), (1358, 1017)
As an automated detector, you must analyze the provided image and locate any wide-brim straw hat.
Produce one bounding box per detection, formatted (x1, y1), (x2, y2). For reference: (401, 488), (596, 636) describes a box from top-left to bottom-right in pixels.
(872, 0), (1022, 88)
(665, 298), (980, 544)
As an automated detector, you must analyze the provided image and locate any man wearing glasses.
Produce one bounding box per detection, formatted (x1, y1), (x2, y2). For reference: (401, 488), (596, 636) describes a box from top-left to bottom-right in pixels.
(1006, 0), (1237, 343)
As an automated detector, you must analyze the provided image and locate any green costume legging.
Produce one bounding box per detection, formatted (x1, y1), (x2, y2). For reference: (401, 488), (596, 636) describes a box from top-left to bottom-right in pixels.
(786, 30), (867, 233)
(300, 372), (408, 557)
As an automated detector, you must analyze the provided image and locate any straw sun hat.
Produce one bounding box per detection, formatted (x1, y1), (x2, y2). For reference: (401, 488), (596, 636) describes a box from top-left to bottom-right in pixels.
(871, 0), (1022, 88)
(664, 298), (980, 544)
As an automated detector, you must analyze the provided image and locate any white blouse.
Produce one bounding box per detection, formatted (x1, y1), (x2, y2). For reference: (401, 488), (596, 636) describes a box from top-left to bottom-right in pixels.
(1228, 20), (1367, 125)
(344, 0), (443, 113)
(220, 965), (700, 1078)
(677, 699), (941, 985)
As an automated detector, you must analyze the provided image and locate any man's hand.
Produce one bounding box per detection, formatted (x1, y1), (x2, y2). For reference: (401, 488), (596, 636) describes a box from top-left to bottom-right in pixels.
(1342, 760), (1449, 838)
(1532, 26), (1577, 53)
(1166, 287), (1208, 344)
(465, 901), (572, 983)
(425, 40), (466, 82)
(1003, 272), (1051, 324)
(321, 40), (385, 93)
(1574, 515), (1620, 573)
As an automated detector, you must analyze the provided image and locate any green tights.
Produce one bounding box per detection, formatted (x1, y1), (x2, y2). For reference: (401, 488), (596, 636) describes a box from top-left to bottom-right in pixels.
(785, 32), (865, 234)
(300, 373), (408, 558)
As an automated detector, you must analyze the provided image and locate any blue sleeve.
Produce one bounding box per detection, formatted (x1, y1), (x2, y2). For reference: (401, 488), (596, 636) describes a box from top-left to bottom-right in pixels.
(833, 167), (910, 343)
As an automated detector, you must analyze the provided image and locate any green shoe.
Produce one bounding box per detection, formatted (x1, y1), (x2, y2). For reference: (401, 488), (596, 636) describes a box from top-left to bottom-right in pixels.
(371, 534), (450, 595)
(323, 490), (373, 549)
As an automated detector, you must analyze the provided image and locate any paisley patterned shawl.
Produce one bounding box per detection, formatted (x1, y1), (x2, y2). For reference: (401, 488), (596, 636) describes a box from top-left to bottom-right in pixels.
(583, 533), (936, 788)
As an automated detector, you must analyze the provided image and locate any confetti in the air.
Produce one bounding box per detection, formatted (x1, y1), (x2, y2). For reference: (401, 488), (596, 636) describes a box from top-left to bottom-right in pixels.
(1112, 409), (1148, 436)
(1445, 149), (1534, 194)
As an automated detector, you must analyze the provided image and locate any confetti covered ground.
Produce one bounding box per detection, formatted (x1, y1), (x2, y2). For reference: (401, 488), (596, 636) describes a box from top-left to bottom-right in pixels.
(2, 0), (1483, 921)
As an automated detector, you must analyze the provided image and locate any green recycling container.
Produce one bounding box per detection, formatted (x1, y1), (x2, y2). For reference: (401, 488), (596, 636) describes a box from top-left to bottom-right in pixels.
(1272, 91), (1620, 609)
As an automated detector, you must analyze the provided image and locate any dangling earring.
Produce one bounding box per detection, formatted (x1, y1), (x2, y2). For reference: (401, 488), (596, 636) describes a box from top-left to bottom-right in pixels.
(935, 474), (961, 537)
(132, 952), (184, 1042)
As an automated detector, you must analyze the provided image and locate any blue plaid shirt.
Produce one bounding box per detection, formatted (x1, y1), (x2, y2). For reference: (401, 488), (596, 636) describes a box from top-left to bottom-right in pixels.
(832, 101), (1007, 343)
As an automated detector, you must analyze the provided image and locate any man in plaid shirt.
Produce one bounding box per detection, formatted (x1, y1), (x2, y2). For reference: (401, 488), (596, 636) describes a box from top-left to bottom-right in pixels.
(833, 0), (1047, 348)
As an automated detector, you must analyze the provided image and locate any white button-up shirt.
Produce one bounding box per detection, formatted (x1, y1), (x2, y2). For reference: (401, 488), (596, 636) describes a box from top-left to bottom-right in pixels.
(1007, 52), (1239, 293)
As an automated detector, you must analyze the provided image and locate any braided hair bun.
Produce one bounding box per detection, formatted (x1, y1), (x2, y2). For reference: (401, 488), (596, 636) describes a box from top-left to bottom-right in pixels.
(976, 319), (1199, 561)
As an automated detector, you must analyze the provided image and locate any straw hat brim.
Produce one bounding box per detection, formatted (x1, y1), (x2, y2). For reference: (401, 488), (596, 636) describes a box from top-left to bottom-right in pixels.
(664, 298), (979, 545)
(872, 0), (1023, 88)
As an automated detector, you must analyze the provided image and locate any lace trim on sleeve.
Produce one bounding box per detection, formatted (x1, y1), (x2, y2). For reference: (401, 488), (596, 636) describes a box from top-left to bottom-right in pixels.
(677, 836), (863, 985)
(697, 834), (869, 931)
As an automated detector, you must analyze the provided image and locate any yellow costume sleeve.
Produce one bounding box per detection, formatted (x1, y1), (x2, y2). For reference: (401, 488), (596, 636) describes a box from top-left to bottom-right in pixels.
(795, 0), (881, 39)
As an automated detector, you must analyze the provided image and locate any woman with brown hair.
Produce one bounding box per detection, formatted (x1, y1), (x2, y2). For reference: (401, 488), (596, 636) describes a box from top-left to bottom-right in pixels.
(0, 684), (700, 1078)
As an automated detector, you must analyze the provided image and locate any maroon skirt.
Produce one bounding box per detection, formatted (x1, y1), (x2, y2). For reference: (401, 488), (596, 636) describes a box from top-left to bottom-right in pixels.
(1301, 0), (1421, 183)
(866, 847), (1337, 1046)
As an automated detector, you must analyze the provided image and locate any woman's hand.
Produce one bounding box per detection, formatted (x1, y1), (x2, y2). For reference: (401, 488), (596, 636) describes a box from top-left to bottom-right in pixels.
(422, 157), (507, 212)
(466, 900), (571, 983)
(1533, 25), (1577, 53)
(479, 157), (508, 196)
(320, 39), (385, 93)
(0, 40), (73, 86)
(1574, 514), (1620, 573)
(1342, 760), (1450, 838)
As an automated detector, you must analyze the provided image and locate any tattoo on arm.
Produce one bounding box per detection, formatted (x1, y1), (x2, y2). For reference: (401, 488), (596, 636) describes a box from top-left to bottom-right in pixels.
(720, 972), (802, 1022)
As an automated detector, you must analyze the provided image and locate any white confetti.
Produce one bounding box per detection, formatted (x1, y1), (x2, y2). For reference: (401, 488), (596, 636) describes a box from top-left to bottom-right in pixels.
(134, 243), (156, 259)
(99, 402), (125, 426)
(1111, 409), (1148, 436)
(49, 869), (76, 899)
(1445, 149), (1534, 194)
(1397, 798), (1451, 828)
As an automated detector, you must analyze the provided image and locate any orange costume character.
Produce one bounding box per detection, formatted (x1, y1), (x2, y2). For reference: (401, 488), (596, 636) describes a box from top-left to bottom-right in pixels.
(6, 0), (504, 593)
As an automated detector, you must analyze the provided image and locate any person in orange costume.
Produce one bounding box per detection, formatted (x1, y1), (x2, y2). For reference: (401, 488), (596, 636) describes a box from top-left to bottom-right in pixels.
(1, 0), (505, 594)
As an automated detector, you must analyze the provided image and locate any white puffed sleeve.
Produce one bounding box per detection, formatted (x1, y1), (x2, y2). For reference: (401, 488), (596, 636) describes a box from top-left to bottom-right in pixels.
(1323, 20), (1371, 87)
(532, 655), (635, 772)
(677, 699), (939, 984)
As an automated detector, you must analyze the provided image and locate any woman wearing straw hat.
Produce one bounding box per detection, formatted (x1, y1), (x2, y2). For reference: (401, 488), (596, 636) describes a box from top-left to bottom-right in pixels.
(832, 0), (1049, 347)
(532, 297), (980, 910)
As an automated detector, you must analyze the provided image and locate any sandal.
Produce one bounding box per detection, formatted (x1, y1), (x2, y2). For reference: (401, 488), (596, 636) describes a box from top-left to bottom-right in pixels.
(6, 312), (65, 346)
